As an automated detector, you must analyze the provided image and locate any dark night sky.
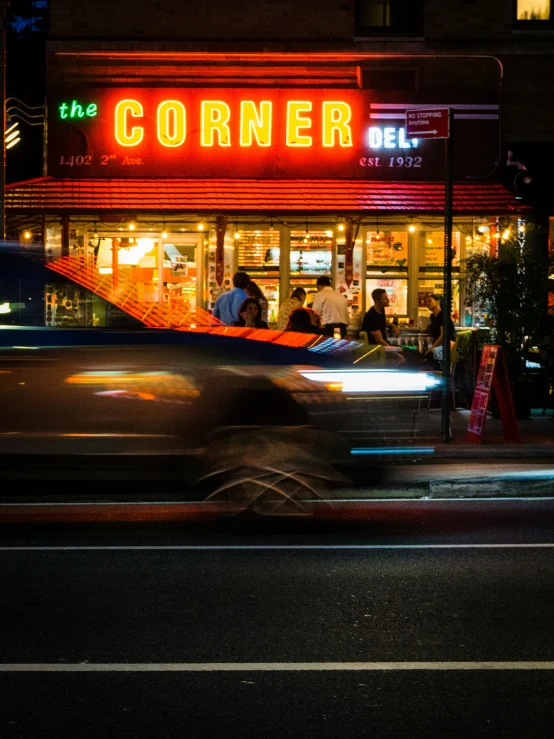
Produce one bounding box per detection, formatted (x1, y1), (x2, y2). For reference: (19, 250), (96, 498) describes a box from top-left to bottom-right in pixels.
(5, 0), (47, 184)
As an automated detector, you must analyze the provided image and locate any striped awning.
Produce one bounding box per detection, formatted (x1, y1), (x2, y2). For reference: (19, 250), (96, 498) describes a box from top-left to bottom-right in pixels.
(6, 177), (529, 215)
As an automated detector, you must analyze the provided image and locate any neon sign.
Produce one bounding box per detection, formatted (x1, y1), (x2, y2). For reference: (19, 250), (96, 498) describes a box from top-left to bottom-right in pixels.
(49, 87), (499, 180)
(58, 100), (98, 119)
(111, 98), (354, 148)
(368, 127), (418, 149)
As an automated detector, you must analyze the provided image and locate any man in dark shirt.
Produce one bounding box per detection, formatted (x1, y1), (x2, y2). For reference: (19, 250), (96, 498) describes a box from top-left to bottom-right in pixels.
(361, 288), (400, 346)
(425, 293), (455, 354)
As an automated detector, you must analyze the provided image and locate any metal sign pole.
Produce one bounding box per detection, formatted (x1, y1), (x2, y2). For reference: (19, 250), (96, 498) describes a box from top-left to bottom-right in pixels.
(441, 109), (454, 443)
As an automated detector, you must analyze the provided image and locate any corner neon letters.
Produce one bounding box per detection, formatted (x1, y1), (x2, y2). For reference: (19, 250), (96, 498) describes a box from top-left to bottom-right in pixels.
(109, 97), (356, 148)
(286, 101), (313, 147)
(157, 100), (186, 148)
(322, 102), (352, 147)
(115, 100), (144, 147)
(240, 101), (272, 147)
(201, 101), (231, 147)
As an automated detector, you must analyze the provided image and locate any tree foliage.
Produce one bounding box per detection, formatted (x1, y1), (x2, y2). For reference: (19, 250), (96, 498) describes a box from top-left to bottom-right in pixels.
(463, 217), (548, 382)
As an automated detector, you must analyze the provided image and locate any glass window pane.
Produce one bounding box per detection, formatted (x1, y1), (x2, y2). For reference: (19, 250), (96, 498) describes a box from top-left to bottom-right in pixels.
(517, 0), (550, 20)
(367, 277), (408, 315)
(366, 229), (408, 268)
(418, 229), (461, 269)
(358, 0), (388, 27)
(418, 278), (460, 325)
(236, 229), (281, 324)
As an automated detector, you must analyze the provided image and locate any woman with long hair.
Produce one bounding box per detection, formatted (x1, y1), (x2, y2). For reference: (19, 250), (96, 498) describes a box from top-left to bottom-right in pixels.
(234, 297), (269, 329)
(245, 281), (269, 323)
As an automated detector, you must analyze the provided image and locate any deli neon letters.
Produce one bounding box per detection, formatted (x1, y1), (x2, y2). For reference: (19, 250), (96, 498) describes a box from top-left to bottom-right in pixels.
(113, 98), (353, 148)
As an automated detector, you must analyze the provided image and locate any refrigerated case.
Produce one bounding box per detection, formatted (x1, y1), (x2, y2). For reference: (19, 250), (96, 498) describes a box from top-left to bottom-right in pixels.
(236, 229), (281, 324)
(289, 228), (334, 309)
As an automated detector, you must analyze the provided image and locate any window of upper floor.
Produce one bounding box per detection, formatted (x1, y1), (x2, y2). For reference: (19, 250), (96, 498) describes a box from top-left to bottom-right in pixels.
(516, 0), (551, 22)
(355, 0), (424, 37)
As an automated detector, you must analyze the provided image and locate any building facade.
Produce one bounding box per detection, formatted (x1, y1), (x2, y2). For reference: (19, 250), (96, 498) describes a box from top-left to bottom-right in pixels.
(5, 0), (549, 329)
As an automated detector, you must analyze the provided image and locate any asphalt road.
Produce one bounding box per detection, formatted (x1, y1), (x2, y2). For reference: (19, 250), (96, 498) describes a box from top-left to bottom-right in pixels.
(2, 507), (554, 738)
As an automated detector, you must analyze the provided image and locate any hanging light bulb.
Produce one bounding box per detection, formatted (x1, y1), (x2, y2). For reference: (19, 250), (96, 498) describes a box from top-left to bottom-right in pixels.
(338, 224), (345, 232)
(23, 231), (32, 240)
(129, 237), (135, 244)
(197, 223), (205, 231)
(408, 224), (416, 233)
(128, 221), (136, 231)
(162, 231), (168, 239)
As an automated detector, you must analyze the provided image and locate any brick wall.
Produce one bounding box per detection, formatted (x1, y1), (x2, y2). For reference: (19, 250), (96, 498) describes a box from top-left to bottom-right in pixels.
(49, 0), (354, 39)
(425, 0), (514, 40)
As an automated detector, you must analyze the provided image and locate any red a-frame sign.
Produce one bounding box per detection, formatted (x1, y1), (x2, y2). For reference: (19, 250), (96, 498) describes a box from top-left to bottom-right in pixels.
(466, 344), (521, 443)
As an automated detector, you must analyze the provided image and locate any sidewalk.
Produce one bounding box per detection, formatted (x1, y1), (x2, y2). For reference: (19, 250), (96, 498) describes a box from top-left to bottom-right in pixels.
(432, 409), (554, 459)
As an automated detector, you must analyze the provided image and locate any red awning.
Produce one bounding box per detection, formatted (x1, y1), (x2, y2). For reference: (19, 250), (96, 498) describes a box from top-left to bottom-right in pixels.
(6, 177), (529, 215)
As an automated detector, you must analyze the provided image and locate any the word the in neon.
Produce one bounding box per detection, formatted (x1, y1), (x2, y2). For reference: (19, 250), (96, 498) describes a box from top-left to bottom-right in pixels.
(368, 127), (418, 149)
(59, 100), (98, 119)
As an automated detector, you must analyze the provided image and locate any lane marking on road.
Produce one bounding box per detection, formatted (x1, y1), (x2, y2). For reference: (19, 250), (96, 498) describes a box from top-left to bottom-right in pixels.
(1, 496), (554, 507)
(1, 544), (554, 551)
(1, 662), (554, 672)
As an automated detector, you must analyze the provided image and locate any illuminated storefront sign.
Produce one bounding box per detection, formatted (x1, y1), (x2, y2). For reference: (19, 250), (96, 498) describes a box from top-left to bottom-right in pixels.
(48, 87), (499, 180)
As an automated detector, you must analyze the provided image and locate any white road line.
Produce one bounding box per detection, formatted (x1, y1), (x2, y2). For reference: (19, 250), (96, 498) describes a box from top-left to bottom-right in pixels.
(1, 544), (554, 551)
(1, 662), (553, 672)
(1, 496), (553, 507)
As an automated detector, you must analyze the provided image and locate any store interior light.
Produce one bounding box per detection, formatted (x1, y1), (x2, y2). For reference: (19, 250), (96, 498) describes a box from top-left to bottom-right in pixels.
(325, 230), (333, 238)
(502, 229), (511, 240)
(98, 266), (113, 275)
(197, 223), (205, 231)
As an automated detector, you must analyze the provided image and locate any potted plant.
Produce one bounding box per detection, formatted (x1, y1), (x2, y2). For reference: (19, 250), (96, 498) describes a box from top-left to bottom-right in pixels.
(463, 217), (548, 418)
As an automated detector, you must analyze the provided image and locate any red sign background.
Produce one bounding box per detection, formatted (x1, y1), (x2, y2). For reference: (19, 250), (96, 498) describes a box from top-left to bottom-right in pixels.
(47, 87), (499, 181)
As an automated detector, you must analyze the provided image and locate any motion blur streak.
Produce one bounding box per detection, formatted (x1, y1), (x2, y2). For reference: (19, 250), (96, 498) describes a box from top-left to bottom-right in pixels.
(351, 447), (435, 455)
(299, 369), (441, 393)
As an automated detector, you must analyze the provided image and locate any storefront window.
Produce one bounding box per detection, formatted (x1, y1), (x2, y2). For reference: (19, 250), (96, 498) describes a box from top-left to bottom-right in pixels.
(418, 228), (461, 269)
(366, 277), (408, 316)
(517, 0), (551, 20)
(237, 229), (281, 324)
(366, 229), (408, 270)
(418, 278), (460, 325)
(289, 229), (333, 310)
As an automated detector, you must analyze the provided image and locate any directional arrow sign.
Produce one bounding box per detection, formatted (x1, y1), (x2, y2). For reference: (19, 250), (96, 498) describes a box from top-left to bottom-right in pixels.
(406, 108), (450, 139)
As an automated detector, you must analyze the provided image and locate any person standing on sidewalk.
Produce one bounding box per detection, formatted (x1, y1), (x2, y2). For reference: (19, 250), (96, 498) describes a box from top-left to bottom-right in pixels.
(311, 276), (349, 338)
(361, 288), (400, 346)
(212, 271), (250, 325)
